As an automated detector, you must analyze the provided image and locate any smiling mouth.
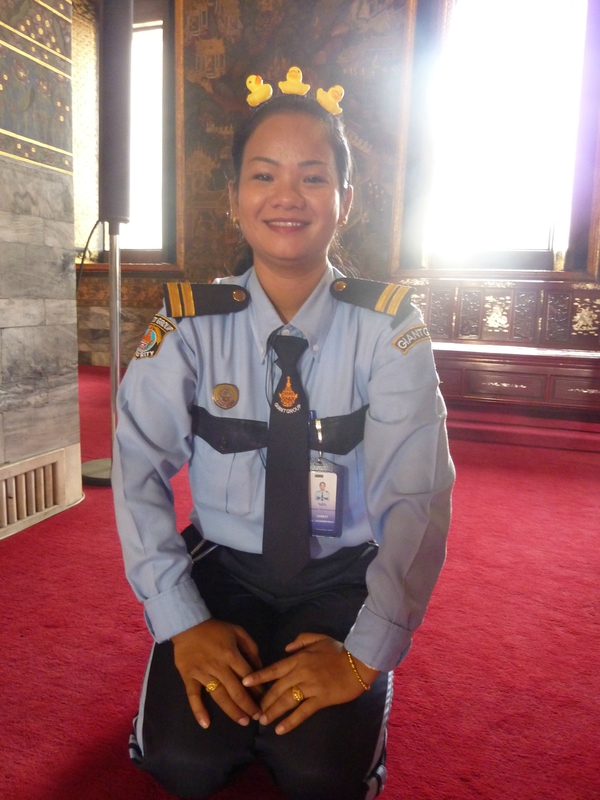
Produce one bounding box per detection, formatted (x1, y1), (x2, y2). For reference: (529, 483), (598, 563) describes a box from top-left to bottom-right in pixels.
(265, 220), (308, 229)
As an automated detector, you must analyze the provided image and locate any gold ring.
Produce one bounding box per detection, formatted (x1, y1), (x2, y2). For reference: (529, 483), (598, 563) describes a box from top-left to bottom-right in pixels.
(291, 685), (304, 703)
(205, 679), (221, 693)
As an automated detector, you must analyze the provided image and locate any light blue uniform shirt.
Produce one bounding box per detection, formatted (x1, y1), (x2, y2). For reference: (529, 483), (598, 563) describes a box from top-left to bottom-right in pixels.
(112, 265), (455, 672)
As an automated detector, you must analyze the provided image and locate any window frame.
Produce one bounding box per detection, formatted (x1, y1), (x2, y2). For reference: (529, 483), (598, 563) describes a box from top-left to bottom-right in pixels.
(92, 0), (181, 277)
(398, 0), (600, 283)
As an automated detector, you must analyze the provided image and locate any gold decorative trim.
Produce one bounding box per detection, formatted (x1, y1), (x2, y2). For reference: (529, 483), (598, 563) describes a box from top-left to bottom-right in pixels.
(34, 0), (72, 24)
(375, 284), (397, 313)
(166, 283), (183, 317)
(180, 282), (195, 315)
(0, 21), (72, 64)
(0, 149), (73, 175)
(387, 285), (411, 316)
(0, 40), (71, 79)
(0, 128), (73, 156)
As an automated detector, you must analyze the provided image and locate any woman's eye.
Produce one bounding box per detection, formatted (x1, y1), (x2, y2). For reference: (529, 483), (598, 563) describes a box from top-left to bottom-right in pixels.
(304, 175), (326, 184)
(253, 173), (273, 181)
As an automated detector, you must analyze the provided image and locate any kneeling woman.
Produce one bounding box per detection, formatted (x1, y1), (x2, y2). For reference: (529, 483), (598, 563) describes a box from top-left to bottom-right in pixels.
(112, 79), (455, 800)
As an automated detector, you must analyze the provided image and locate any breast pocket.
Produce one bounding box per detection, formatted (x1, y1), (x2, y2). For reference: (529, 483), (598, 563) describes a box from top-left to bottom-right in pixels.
(191, 439), (262, 517)
(226, 450), (263, 516)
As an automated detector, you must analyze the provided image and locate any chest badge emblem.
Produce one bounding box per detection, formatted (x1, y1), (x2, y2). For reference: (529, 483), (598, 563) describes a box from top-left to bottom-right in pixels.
(212, 384), (239, 409)
(279, 377), (298, 408)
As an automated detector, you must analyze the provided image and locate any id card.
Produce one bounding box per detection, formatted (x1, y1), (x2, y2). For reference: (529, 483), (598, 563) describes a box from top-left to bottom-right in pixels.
(309, 458), (345, 538)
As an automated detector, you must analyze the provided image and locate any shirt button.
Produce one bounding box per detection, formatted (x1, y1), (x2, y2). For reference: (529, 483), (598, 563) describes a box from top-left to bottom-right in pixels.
(282, 329), (291, 336)
(313, 344), (319, 352)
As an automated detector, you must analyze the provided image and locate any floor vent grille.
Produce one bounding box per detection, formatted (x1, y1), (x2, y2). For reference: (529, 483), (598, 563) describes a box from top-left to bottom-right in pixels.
(0, 451), (67, 540)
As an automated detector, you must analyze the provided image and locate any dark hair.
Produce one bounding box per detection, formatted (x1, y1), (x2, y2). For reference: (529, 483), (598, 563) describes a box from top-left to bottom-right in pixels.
(230, 94), (354, 275)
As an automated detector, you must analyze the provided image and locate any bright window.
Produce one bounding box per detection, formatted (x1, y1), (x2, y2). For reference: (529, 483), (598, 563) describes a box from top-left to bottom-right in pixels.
(120, 22), (163, 250)
(424, 0), (588, 267)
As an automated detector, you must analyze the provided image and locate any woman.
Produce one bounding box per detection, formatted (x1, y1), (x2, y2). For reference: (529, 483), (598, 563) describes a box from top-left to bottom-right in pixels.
(112, 89), (455, 800)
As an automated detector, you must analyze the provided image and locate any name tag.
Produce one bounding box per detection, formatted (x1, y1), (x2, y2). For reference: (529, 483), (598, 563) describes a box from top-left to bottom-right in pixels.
(309, 458), (345, 538)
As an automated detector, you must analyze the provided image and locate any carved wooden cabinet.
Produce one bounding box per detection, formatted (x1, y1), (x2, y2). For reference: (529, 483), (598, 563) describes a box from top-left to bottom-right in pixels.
(401, 278), (600, 350)
(393, 275), (600, 449)
(432, 343), (600, 451)
(433, 344), (600, 412)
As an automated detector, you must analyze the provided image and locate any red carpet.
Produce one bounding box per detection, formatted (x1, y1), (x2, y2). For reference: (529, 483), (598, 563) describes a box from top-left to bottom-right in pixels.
(1, 365), (599, 800)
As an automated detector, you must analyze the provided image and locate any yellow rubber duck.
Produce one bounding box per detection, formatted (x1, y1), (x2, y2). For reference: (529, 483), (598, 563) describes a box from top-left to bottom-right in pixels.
(246, 75), (273, 107)
(278, 66), (310, 96)
(316, 85), (344, 115)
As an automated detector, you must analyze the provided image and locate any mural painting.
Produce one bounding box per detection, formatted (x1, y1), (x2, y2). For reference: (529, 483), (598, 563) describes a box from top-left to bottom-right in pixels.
(178, 0), (414, 282)
(0, 0), (73, 173)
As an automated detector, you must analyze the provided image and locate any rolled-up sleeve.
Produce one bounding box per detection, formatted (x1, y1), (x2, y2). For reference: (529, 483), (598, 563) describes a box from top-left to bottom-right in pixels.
(111, 318), (212, 642)
(344, 313), (455, 671)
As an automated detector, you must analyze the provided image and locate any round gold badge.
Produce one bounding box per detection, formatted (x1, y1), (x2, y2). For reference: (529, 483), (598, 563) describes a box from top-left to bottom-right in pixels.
(232, 289), (246, 302)
(333, 280), (347, 292)
(212, 384), (239, 409)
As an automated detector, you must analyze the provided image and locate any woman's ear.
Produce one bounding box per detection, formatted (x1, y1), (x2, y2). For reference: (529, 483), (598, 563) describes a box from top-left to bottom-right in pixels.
(339, 184), (354, 225)
(228, 180), (239, 221)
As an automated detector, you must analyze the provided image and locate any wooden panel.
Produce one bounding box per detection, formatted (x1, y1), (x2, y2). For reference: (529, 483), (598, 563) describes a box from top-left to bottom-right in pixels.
(464, 370), (547, 402)
(551, 376), (600, 408)
(437, 368), (461, 397)
(397, 277), (600, 350)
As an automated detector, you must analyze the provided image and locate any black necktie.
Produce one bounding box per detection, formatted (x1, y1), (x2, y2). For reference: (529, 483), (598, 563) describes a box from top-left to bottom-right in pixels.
(262, 334), (311, 580)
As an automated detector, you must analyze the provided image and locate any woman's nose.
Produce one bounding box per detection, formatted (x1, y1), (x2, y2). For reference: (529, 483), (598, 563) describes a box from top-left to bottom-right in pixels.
(269, 179), (305, 208)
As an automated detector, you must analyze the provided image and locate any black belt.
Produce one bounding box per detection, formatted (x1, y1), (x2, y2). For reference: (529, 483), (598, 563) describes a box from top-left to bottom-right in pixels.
(191, 404), (369, 456)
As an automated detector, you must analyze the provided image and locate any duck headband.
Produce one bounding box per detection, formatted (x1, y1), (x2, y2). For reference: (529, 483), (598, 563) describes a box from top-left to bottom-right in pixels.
(246, 67), (344, 116)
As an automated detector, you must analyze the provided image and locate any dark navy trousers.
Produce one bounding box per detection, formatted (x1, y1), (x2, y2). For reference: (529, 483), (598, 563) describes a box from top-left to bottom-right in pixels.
(130, 533), (392, 800)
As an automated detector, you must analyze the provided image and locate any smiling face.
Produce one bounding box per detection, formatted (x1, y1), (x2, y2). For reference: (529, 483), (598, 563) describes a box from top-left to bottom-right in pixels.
(230, 112), (352, 278)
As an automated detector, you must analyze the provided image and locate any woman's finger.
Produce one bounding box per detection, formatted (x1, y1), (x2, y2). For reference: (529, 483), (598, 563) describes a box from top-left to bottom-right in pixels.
(242, 655), (295, 688)
(274, 697), (323, 735)
(284, 632), (329, 653)
(183, 678), (210, 729)
(234, 625), (263, 671)
(258, 682), (308, 726)
(203, 680), (253, 726)
(189, 663), (261, 722)
(217, 667), (262, 721)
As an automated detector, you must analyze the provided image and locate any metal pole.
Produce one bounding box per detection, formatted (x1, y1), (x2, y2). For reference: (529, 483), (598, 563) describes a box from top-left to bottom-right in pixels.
(81, 228), (121, 486)
(81, 0), (131, 487)
(109, 229), (122, 447)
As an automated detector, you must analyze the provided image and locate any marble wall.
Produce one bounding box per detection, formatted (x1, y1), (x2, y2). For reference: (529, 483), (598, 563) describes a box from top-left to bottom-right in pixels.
(0, 0), (81, 518)
(0, 159), (80, 466)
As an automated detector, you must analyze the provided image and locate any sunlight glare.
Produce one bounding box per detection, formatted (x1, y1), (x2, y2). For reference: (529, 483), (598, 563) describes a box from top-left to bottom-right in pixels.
(424, 0), (588, 264)
(120, 25), (163, 250)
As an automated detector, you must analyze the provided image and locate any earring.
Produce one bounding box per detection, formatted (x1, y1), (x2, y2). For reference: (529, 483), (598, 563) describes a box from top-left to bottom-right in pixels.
(339, 218), (348, 227)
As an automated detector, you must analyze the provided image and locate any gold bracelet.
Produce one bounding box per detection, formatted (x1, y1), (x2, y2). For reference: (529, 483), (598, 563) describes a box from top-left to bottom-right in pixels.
(345, 648), (370, 691)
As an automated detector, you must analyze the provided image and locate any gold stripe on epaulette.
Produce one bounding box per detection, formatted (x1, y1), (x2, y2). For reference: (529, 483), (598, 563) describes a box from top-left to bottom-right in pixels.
(387, 285), (410, 317)
(375, 284), (397, 313)
(166, 283), (183, 317)
(180, 282), (195, 316)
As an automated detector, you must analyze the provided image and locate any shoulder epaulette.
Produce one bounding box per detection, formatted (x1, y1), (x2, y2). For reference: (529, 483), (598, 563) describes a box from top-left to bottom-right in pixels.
(330, 278), (414, 329)
(163, 282), (250, 318)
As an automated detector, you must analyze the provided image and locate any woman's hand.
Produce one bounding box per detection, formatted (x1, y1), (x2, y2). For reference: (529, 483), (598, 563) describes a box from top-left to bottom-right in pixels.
(242, 633), (380, 735)
(171, 618), (263, 729)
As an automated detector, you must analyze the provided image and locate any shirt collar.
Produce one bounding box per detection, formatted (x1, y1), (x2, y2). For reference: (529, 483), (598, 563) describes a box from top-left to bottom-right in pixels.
(247, 264), (341, 362)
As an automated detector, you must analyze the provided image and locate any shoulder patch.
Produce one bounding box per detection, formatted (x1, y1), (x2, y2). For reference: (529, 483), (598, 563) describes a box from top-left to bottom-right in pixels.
(163, 282), (250, 318)
(330, 278), (414, 328)
(135, 314), (177, 359)
(392, 324), (431, 354)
